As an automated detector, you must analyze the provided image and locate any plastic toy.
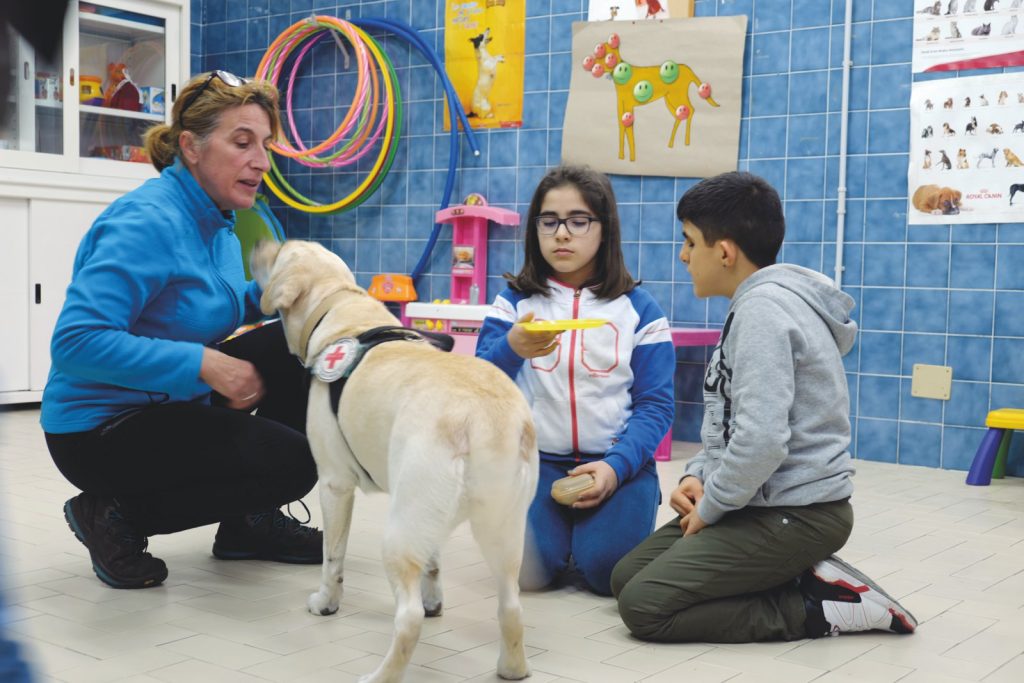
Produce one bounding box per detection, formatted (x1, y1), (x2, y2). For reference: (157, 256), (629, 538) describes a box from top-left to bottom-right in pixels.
(79, 75), (103, 105)
(520, 319), (608, 333)
(368, 273), (417, 302)
(368, 273), (417, 324)
(435, 193), (519, 305)
(551, 474), (595, 506)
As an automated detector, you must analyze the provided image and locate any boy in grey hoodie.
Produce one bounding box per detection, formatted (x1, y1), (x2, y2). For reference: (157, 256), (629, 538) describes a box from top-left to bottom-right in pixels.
(610, 172), (917, 642)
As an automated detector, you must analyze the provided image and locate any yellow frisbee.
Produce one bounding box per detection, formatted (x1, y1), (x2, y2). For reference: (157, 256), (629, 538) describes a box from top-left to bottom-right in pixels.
(520, 319), (608, 333)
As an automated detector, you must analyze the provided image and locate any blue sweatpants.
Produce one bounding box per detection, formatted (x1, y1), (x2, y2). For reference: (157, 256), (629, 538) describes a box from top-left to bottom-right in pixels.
(520, 458), (659, 596)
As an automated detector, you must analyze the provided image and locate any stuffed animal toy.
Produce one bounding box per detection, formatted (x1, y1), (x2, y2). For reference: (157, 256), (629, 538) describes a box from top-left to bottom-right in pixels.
(104, 62), (141, 111)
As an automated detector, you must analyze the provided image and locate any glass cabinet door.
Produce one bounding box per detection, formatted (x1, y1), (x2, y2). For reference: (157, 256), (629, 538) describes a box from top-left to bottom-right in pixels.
(78, 1), (166, 164)
(0, 25), (65, 155)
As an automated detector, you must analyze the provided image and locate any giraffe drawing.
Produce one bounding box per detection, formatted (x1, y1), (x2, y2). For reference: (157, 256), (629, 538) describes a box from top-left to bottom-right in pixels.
(582, 32), (719, 162)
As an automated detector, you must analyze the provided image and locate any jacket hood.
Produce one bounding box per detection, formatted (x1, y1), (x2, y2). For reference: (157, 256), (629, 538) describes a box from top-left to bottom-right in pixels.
(733, 264), (857, 354)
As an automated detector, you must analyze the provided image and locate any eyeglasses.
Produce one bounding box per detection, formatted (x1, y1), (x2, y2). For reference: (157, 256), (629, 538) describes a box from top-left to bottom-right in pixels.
(534, 214), (599, 236)
(178, 70), (248, 121)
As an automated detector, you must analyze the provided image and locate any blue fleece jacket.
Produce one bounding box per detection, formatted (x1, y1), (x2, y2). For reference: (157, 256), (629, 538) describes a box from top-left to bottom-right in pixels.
(475, 280), (675, 485)
(40, 159), (263, 434)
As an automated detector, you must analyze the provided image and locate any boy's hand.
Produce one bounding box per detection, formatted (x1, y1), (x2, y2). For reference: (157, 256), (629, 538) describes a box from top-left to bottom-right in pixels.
(669, 476), (704, 516)
(508, 311), (560, 359)
(680, 509), (708, 536)
(568, 461), (618, 509)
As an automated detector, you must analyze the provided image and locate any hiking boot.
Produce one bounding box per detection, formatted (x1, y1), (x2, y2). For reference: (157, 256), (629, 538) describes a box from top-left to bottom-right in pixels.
(801, 555), (917, 637)
(212, 508), (322, 564)
(63, 493), (168, 589)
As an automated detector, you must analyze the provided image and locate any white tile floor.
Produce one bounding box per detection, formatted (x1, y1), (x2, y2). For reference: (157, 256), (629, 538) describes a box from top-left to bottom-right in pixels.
(1, 404), (1023, 683)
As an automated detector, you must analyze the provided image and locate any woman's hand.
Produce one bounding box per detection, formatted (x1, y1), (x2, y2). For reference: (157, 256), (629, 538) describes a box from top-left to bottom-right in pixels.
(507, 312), (560, 359)
(569, 460), (619, 509)
(200, 347), (264, 410)
(669, 476), (704, 516)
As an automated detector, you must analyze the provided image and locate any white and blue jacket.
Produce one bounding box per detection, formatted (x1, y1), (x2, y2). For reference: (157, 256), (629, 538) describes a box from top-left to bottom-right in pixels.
(475, 279), (675, 484)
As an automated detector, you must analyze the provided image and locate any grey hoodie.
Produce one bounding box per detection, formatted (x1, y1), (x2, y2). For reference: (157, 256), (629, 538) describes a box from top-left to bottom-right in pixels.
(684, 264), (857, 525)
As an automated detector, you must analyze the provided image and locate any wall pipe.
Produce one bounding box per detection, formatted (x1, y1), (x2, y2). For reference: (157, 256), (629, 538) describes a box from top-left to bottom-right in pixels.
(349, 16), (481, 283)
(834, 0), (854, 288)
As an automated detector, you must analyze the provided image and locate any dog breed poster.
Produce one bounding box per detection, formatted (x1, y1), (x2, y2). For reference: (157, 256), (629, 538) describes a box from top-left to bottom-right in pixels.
(914, 0), (1024, 73)
(444, 0), (524, 130)
(560, 16), (745, 178)
(909, 71), (1024, 224)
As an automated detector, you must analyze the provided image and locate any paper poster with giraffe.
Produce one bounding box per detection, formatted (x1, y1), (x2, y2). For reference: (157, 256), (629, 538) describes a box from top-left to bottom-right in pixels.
(561, 17), (745, 178)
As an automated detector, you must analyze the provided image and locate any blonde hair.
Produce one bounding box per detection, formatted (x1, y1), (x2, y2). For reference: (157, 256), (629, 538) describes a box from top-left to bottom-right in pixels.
(143, 72), (281, 172)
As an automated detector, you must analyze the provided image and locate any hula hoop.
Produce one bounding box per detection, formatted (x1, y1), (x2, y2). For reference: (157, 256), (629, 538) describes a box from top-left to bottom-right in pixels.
(254, 15), (484, 284)
(255, 16), (397, 213)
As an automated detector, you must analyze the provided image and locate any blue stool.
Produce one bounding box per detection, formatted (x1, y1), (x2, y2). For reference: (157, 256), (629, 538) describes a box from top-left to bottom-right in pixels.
(965, 408), (1023, 486)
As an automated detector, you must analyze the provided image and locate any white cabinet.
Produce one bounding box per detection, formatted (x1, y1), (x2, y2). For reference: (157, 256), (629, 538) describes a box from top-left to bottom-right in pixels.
(0, 0), (188, 404)
(28, 200), (108, 391)
(0, 197), (109, 403)
(0, 199), (30, 394)
(0, 0), (187, 178)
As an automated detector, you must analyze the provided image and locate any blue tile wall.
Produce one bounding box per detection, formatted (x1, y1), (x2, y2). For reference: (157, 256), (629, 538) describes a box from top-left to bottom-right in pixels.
(194, 0), (1024, 473)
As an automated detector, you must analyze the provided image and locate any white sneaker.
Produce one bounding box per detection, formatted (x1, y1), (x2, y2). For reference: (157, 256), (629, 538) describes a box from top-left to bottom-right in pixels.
(801, 555), (917, 636)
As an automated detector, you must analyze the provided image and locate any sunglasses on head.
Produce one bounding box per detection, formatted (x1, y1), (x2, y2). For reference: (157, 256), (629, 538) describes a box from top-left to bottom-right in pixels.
(178, 70), (249, 121)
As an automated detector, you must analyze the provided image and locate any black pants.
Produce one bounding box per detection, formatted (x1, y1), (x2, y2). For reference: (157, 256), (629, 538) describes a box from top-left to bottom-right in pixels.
(45, 322), (317, 536)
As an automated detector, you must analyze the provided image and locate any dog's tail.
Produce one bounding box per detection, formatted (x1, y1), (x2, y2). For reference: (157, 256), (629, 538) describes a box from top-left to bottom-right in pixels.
(518, 420), (537, 464)
(450, 402), (539, 510)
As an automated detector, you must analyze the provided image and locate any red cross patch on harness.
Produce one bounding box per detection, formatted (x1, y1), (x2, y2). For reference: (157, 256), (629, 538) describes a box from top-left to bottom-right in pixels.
(312, 338), (360, 382)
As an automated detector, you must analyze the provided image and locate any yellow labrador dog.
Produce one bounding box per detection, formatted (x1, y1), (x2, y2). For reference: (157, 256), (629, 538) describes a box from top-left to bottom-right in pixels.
(251, 240), (538, 683)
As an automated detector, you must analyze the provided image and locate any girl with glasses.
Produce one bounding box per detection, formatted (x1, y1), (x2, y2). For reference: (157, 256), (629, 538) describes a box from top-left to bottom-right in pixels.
(475, 164), (675, 595)
(41, 72), (322, 590)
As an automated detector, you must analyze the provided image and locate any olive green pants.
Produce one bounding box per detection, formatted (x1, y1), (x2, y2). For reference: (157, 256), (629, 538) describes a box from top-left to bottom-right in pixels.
(610, 499), (853, 643)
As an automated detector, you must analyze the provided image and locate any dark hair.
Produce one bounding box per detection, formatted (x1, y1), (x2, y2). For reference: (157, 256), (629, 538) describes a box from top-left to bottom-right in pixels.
(675, 172), (785, 268)
(143, 72), (280, 172)
(505, 165), (636, 298)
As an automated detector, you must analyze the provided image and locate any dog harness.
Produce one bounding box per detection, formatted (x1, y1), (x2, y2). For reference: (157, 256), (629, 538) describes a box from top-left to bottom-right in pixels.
(309, 325), (455, 414)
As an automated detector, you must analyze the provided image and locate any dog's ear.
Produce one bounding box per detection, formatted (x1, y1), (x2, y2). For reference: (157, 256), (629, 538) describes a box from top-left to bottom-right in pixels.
(260, 271), (303, 315)
(249, 240), (283, 288)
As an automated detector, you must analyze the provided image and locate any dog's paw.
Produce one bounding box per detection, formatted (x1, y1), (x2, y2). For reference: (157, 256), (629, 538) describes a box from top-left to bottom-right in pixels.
(307, 591), (339, 617)
(497, 662), (531, 680)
